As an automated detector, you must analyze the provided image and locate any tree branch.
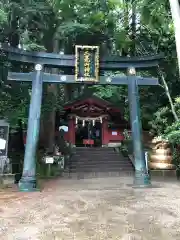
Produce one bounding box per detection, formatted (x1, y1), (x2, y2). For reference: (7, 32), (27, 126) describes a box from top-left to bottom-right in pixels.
(157, 66), (179, 121)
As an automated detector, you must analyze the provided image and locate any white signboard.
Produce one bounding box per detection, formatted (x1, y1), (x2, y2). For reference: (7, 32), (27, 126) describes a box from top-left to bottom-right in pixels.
(145, 151), (148, 171)
(0, 120), (9, 156)
(112, 131), (117, 136)
(59, 125), (68, 132)
(45, 157), (54, 164)
(0, 138), (6, 150)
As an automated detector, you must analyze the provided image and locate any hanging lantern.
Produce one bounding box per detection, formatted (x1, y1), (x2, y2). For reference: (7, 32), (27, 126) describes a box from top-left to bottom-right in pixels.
(92, 119), (95, 126)
(100, 117), (102, 123)
(82, 120), (85, 127)
(75, 117), (78, 124)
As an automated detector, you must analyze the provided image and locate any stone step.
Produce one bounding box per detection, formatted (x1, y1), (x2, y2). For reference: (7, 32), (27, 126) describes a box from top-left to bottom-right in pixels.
(71, 163), (133, 167)
(70, 163), (133, 167)
(71, 164), (133, 169)
(73, 155), (121, 159)
(72, 160), (124, 163)
(74, 152), (124, 154)
(71, 159), (132, 163)
(66, 148), (134, 178)
(73, 157), (122, 160)
(72, 162), (133, 165)
(70, 164), (133, 170)
(71, 162), (127, 165)
(77, 162), (130, 166)
(75, 147), (111, 150)
(70, 162), (133, 167)
(74, 151), (117, 154)
(75, 151), (119, 154)
(72, 156), (126, 159)
(71, 169), (133, 174)
(62, 171), (133, 179)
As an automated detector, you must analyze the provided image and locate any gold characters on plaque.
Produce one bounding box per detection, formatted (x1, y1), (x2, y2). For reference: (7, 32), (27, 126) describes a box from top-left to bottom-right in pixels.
(75, 45), (99, 82)
(84, 50), (91, 77)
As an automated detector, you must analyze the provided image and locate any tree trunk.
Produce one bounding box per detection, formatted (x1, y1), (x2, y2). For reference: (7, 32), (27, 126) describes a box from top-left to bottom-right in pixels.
(122, 0), (129, 56)
(46, 38), (59, 152)
(131, 0), (137, 56)
(39, 38), (59, 152)
(9, 8), (19, 47)
(169, 0), (180, 76)
(64, 85), (74, 102)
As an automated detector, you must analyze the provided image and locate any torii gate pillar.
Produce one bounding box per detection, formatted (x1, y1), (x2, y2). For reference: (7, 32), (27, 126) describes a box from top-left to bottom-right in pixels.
(19, 64), (43, 192)
(128, 67), (150, 187)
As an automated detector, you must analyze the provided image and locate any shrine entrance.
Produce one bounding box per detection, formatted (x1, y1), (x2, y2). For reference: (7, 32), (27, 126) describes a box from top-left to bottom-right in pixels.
(75, 119), (102, 147)
(62, 95), (127, 147)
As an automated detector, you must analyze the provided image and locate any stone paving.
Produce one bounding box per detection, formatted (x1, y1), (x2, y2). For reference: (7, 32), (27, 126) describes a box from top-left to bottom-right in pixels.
(0, 177), (179, 239)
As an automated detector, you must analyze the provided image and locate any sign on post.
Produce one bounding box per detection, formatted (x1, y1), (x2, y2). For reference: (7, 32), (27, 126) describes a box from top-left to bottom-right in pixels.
(45, 156), (54, 164)
(75, 45), (99, 82)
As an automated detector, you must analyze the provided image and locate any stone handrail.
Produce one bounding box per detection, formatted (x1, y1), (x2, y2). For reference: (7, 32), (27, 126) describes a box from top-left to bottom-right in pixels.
(128, 154), (135, 167)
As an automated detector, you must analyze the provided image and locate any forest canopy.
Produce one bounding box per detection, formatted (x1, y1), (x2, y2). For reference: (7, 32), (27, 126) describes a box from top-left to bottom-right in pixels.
(0, 0), (180, 147)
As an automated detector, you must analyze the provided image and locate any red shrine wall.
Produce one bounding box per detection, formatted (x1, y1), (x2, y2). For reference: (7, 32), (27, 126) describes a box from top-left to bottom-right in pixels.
(64, 132), (69, 142)
(101, 119), (125, 145)
(64, 127), (125, 145)
(63, 118), (75, 144)
(63, 128), (151, 146)
(63, 118), (125, 146)
(106, 129), (125, 142)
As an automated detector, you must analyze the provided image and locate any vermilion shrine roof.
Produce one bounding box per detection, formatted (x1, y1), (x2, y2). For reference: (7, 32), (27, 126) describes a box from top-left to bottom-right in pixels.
(64, 95), (121, 113)
(63, 95), (128, 127)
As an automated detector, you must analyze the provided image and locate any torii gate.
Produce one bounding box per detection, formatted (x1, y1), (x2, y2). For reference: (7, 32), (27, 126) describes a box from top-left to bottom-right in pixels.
(1, 44), (163, 191)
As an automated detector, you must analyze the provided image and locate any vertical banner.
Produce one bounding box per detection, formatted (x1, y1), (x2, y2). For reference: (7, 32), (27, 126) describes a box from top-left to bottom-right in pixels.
(75, 45), (99, 82)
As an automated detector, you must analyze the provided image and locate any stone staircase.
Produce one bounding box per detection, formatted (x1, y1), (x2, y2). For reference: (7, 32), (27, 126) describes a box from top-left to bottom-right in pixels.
(63, 147), (134, 179)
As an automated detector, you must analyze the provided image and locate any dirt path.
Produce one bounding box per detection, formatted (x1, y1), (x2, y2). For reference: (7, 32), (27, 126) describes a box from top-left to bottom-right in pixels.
(0, 177), (180, 239)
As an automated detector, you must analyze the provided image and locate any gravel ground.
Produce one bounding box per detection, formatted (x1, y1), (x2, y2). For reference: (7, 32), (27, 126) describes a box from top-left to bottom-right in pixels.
(0, 176), (180, 239)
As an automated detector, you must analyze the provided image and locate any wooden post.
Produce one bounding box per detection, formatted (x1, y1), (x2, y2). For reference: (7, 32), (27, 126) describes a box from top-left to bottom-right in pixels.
(102, 117), (108, 146)
(68, 117), (75, 145)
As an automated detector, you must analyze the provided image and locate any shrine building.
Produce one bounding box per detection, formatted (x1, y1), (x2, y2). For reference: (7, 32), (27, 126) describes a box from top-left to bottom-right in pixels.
(59, 95), (129, 147)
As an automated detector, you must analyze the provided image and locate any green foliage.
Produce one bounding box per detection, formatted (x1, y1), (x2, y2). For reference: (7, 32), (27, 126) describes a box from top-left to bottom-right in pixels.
(0, 82), (30, 128)
(0, 0), (179, 151)
(149, 106), (170, 136)
(149, 96), (180, 143)
(172, 148), (180, 170)
(123, 129), (131, 140)
(164, 122), (180, 145)
(0, 9), (8, 24)
(56, 22), (90, 36)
